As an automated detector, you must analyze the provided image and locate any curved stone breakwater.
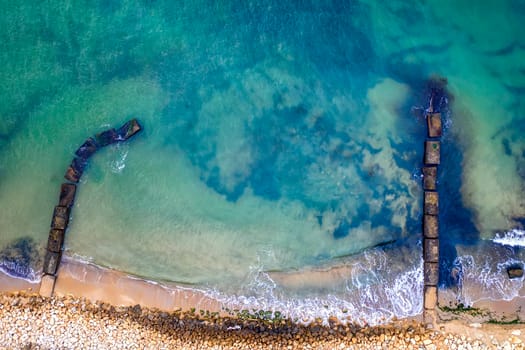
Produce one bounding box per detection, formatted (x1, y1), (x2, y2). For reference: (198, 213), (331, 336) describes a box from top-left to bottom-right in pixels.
(422, 79), (446, 326)
(39, 119), (142, 297)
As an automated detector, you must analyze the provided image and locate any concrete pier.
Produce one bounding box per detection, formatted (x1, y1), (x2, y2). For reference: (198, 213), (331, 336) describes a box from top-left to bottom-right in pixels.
(39, 119), (143, 297)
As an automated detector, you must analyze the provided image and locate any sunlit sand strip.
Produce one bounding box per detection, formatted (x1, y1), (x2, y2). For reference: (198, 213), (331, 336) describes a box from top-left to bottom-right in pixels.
(53, 256), (226, 314)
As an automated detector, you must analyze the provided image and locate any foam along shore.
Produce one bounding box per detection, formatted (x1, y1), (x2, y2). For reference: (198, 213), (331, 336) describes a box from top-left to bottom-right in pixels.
(0, 270), (39, 294)
(2, 254), (525, 348)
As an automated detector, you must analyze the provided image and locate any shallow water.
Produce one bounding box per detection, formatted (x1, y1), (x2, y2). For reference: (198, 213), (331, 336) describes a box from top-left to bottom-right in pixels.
(0, 0), (524, 324)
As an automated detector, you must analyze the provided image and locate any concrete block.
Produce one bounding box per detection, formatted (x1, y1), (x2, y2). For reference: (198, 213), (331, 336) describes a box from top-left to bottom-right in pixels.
(39, 274), (56, 297)
(427, 113), (442, 138)
(424, 191), (439, 215)
(424, 262), (439, 285)
(75, 138), (99, 159)
(422, 166), (437, 190)
(51, 206), (70, 230)
(59, 183), (76, 208)
(424, 286), (438, 310)
(94, 128), (118, 147)
(64, 158), (87, 183)
(116, 119), (142, 140)
(424, 141), (440, 165)
(47, 229), (65, 253)
(43, 251), (61, 275)
(424, 238), (439, 262)
(424, 309), (438, 328)
(64, 165), (80, 183)
(424, 215), (439, 238)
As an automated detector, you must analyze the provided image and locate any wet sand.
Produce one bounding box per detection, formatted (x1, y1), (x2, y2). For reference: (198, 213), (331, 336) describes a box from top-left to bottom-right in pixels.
(54, 257), (225, 315)
(0, 270), (39, 294)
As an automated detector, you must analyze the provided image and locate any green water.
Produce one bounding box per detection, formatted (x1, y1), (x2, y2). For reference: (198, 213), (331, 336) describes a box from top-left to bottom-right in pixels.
(0, 0), (524, 324)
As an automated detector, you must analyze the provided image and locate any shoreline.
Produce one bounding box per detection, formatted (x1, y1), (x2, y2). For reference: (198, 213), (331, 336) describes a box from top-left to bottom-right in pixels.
(2, 253), (525, 324)
(1, 290), (524, 349)
(1, 256), (525, 348)
(53, 256), (226, 315)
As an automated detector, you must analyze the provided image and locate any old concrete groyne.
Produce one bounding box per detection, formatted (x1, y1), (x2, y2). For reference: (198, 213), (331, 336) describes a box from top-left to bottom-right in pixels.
(39, 119), (142, 297)
(422, 88), (444, 326)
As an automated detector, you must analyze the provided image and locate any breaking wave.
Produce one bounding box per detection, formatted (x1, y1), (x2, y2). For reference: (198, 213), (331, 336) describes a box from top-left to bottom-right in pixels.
(493, 229), (525, 247)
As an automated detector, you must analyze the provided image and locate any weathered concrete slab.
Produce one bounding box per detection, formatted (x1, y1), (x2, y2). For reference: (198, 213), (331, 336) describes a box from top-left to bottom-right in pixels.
(424, 286), (438, 310)
(116, 119), (142, 140)
(424, 215), (439, 238)
(51, 206), (70, 230)
(64, 157), (87, 183)
(424, 238), (439, 263)
(424, 262), (439, 285)
(75, 138), (99, 159)
(422, 166), (437, 190)
(427, 112), (442, 138)
(39, 274), (56, 297)
(424, 309), (438, 328)
(424, 191), (439, 215)
(64, 165), (80, 183)
(94, 128), (118, 147)
(43, 251), (61, 275)
(47, 229), (65, 253)
(424, 141), (440, 165)
(59, 183), (76, 208)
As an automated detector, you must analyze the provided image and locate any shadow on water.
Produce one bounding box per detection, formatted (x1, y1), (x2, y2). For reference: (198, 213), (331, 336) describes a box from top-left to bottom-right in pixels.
(437, 118), (479, 288)
(390, 69), (480, 289)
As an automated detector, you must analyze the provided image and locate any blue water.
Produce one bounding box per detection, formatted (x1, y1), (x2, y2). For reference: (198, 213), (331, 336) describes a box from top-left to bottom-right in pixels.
(0, 0), (524, 324)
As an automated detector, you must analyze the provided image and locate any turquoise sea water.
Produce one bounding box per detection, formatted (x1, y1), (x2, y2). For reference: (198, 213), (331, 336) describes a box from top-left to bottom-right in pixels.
(0, 1), (524, 324)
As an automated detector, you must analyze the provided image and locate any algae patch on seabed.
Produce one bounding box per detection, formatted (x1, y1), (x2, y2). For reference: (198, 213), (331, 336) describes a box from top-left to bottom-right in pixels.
(0, 237), (42, 281)
(439, 302), (525, 325)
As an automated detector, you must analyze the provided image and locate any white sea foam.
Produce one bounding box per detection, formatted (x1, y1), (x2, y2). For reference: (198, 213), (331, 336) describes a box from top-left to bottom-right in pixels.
(452, 243), (525, 306)
(0, 262), (40, 283)
(109, 144), (129, 174)
(203, 247), (423, 326)
(493, 229), (525, 247)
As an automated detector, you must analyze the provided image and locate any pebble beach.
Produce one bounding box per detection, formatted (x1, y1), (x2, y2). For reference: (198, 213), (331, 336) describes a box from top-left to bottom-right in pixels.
(0, 291), (523, 350)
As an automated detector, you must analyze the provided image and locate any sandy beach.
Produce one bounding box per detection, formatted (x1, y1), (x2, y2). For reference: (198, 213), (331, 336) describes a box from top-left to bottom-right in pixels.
(1, 256), (524, 349)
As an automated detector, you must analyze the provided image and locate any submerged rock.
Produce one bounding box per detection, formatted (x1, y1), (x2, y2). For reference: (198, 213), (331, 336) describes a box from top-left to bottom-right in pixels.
(0, 237), (41, 280)
(507, 265), (524, 279)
